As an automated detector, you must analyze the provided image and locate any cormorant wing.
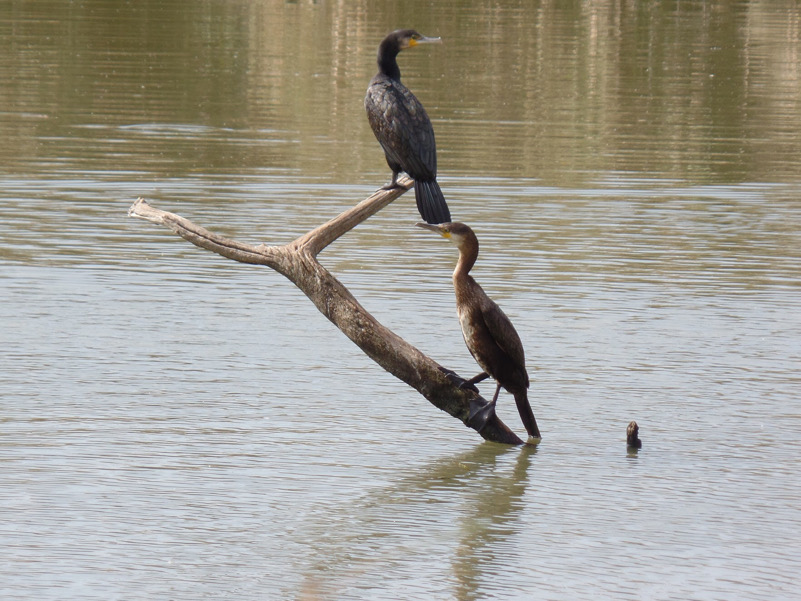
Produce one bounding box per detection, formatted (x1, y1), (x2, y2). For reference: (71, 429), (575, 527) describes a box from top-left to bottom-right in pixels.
(365, 78), (437, 179)
(479, 296), (526, 370)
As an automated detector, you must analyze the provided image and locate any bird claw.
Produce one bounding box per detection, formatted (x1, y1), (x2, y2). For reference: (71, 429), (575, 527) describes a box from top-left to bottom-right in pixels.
(439, 368), (479, 393)
(438, 367), (493, 431)
(467, 398), (496, 432)
(459, 380), (480, 393)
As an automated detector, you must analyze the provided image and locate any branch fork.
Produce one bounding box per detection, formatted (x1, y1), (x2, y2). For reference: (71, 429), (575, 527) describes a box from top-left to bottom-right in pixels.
(128, 176), (526, 444)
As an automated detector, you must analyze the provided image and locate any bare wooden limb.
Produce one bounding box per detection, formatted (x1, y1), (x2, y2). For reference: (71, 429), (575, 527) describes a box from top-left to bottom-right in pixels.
(128, 198), (284, 269)
(128, 185), (526, 445)
(293, 175), (414, 256)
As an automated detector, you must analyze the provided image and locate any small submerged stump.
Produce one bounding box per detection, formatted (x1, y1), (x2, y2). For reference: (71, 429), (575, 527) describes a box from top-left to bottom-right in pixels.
(627, 421), (642, 450)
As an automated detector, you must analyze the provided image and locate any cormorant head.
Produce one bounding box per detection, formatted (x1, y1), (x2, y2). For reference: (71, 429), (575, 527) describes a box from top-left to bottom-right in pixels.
(377, 30), (441, 79)
(416, 222), (478, 251)
(390, 29), (442, 51)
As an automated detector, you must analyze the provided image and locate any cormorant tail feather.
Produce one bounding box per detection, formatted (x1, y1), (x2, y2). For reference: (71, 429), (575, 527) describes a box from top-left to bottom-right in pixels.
(513, 390), (541, 439)
(414, 179), (451, 224)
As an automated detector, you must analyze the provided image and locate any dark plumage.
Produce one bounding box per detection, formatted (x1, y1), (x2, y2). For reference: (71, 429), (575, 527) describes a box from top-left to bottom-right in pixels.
(365, 29), (451, 225)
(417, 222), (541, 440)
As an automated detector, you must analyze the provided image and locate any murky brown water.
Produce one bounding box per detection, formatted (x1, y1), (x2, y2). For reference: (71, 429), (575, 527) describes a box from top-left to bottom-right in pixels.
(2, 1), (800, 599)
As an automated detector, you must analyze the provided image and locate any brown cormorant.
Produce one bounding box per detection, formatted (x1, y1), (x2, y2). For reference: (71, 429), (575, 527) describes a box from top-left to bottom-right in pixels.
(365, 29), (451, 225)
(417, 222), (541, 440)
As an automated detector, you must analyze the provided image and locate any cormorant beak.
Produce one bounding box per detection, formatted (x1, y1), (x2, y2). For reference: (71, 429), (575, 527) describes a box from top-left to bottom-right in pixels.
(416, 222), (449, 238)
(410, 35), (442, 47)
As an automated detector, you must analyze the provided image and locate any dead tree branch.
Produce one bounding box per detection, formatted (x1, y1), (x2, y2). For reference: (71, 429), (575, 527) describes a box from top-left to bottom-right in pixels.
(128, 176), (525, 445)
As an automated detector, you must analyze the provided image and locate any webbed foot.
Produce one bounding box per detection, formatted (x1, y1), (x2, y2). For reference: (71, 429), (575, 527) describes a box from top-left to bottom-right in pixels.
(465, 372), (490, 387)
(380, 171), (404, 191)
(439, 367), (480, 393)
(467, 399), (497, 433)
(459, 380), (480, 393)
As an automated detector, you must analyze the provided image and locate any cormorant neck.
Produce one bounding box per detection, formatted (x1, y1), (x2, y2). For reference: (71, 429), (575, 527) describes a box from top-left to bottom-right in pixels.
(377, 40), (402, 81)
(453, 235), (479, 280)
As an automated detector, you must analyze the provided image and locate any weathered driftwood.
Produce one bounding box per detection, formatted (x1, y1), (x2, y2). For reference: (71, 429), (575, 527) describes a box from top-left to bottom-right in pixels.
(128, 176), (526, 444)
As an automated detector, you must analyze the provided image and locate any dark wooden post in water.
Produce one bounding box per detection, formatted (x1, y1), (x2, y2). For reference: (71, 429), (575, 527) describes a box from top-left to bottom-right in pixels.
(627, 421), (642, 450)
(128, 176), (527, 445)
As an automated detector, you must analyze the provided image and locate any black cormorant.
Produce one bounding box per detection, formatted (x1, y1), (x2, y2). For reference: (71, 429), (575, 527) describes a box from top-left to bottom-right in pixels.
(365, 29), (451, 225)
(417, 222), (541, 440)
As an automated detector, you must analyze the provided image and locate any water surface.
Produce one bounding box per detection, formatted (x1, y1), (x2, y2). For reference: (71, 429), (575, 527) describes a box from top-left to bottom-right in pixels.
(2, 1), (800, 599)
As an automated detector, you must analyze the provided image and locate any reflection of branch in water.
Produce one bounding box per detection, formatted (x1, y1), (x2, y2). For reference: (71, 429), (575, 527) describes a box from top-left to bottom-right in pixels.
(299, 444), (536, 598)
(452, 446), (537, 600)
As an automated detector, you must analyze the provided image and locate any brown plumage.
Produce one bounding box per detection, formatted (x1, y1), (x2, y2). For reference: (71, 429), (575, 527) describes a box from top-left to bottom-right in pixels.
(365, 29), (451, 224)
(417, 222), (541, 439)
